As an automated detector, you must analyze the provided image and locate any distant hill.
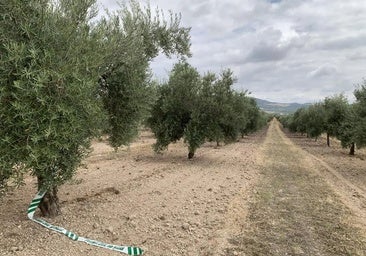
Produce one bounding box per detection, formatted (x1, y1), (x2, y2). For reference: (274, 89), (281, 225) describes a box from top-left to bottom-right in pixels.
(254, 98), (311, 115)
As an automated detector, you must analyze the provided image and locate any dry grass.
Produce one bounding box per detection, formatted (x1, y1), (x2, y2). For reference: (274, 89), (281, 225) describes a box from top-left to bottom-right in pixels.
(227, 121), (366, 256)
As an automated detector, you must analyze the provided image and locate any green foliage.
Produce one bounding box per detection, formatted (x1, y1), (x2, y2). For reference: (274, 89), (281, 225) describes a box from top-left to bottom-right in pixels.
(98, 1), (191, 150)
(337, 104), (357, 149)
(148, 63), (265, 158)
(0, 0), (104, 191)
(182, 72), (216, 156)
(210, 70), (239, 143)
(284, 95), (348, 141)
(280, 92), (364, 153)
(0, 0), (191, 194)
(323, 94), (349, 139)
(278, 114), (292, 129)
(240, 97), (264, 136)
(148, 62), (200, 152)
(305, 103), (326, 139)
(287, 108), (307, 133)
(280, 104), (324, 139)
(353, 84), (366, 148)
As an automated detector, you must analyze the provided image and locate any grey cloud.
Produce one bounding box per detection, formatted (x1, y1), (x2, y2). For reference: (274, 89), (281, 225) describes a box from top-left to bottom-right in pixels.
(318, 34), (366, 51)
(308, 64), (338, 78)
(245, 42), (289, 63)
(347, 51), (366, 61)
(98, 0), (366, 103)
(232, 25), (256, 34)
(267, 0), (282, 4)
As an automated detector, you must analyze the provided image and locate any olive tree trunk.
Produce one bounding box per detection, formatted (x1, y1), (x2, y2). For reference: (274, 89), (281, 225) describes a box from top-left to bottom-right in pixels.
(37, 177), (61, 218)
(349, 142), (355, 156)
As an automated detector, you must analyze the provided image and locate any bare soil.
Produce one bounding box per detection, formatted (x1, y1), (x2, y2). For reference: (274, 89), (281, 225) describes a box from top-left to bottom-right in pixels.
(1, 120), (366, 255)
(0, 129), (265, 256)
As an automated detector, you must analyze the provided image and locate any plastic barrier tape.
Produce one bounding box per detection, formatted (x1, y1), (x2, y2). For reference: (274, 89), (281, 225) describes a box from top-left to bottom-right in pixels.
(27, 190), (144, 255)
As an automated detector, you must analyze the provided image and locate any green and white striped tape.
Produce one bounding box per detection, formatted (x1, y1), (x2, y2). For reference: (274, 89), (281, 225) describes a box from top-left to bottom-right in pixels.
(27, 190), (144, 255)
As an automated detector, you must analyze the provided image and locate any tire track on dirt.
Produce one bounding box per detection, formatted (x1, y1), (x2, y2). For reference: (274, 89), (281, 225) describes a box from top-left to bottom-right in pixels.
(306, 154), (366, 220)
(229, 119), (366, 256)
(276, 124), (366, 232)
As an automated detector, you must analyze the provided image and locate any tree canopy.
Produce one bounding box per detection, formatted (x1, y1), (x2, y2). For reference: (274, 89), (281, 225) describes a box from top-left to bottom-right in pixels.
(0, 0), (104, 194)
(148, 62), (266, 159)
(98, 2), (191, 149)
(353, 84), (366, 149)
(0, 0), (191, 216)
(323, 94), (349, 146)
(280, 90), (366, 155)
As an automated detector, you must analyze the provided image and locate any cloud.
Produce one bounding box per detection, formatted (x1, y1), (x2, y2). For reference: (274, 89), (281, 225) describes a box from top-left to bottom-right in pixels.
(245, 42), (289, 62)
(308, 64), (339, 78)
(318, 34), (366, 51)
(97, 0), (366, 103)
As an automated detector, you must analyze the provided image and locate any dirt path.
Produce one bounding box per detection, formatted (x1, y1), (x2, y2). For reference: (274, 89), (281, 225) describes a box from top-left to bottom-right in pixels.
(228, 119), (366, 255)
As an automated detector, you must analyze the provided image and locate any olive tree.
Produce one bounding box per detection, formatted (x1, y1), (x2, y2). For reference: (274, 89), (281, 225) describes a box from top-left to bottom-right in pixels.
(323, 94), (348, 147)
(183, 72), (218, 158)
(149, 65), (263, 159)
(0, 0), (105, 216)
(208, 70), (239, 144)
(337, 104), (357, 155)
(352, 84), (366, 151)
(185, 70), (243, 158)
(239, 97), (263, 137)
(0, 0), (191, 217)
(148, 61), (200, 154)
(98, 1), (191, 150)
(288, 108), (307, 134)
(305, 103), (326, 140)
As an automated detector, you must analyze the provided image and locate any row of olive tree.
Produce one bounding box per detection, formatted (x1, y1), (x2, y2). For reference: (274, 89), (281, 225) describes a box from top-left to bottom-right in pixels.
(147, 62), (267, 159)
(280, 85), (366, 155)
(0, 0), (190, 216)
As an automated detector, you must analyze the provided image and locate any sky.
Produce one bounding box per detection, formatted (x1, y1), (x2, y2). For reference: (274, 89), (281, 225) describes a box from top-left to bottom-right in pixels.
(97, 0), (366, 103)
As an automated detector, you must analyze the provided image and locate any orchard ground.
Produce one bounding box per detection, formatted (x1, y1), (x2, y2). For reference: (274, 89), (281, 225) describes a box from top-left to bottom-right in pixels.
(1, 120), (366, 255)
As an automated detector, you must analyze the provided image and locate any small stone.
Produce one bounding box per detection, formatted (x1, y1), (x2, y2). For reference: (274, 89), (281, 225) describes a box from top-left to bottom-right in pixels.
(194, 211), (200, 216)
(353, 192), (360, 197)
(105, 226), (114, 233)
(293, 246), (304, 254)
(181, 223), (190, 230)
(159, 215), (166, 221)
(10, 247), (20, 252)
(130, 221), (137, 228)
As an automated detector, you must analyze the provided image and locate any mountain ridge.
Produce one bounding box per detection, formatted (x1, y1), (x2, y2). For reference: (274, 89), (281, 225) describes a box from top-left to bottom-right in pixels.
(254, 98), (311, 114)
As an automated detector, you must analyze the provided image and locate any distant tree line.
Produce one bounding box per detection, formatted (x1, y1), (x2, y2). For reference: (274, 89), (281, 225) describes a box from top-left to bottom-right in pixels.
(279, 84), (366, 155)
